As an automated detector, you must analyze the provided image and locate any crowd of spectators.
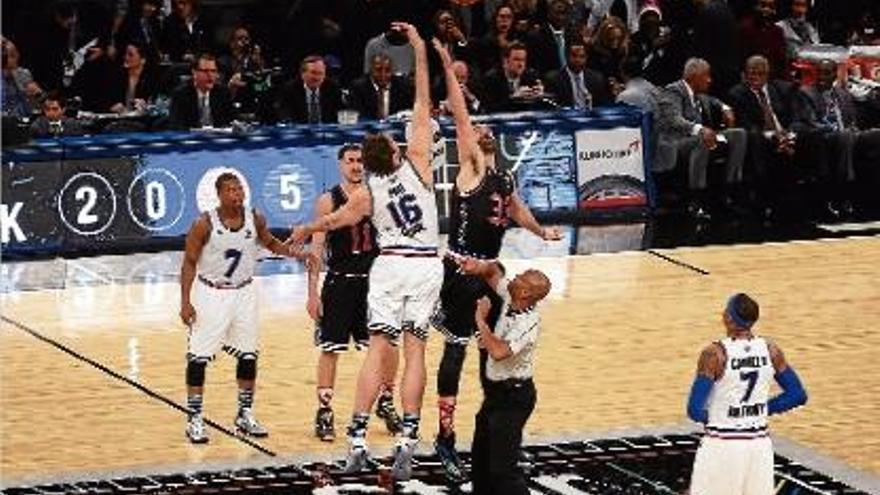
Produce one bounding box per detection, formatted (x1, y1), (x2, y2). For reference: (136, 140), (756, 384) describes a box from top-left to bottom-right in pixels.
(2, 0), (879, 219)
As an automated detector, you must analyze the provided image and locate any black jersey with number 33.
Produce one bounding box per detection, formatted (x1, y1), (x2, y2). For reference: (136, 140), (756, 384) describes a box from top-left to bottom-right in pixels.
(326, 185), (378, 275)
(448, 168), (516, 259)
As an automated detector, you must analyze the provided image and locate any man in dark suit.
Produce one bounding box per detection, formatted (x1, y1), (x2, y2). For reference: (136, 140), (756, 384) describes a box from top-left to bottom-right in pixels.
(169, 53), (233, 129)
(348, 54), (413, 121)
(796, 59), (880, 217)
(482, 42), (544, 113)
(526, 0), (577, 78)
(546, 40), (611, 110)
(280, 55), (342, 124)
(656, 58), (747, 219)
(728, 55), (803, 215)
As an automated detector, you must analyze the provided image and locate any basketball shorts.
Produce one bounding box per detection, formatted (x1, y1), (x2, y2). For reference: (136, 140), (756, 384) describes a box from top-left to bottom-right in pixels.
(432, 256), (497, 346)
(367, 254), (443, 344)
(315, 273), (370, 352)
(187, 279), (259, 361)
(690, 435), (773, 495)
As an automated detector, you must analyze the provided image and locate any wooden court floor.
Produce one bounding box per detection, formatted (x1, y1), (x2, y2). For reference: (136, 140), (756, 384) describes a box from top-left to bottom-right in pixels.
(2, 236), (879, 486)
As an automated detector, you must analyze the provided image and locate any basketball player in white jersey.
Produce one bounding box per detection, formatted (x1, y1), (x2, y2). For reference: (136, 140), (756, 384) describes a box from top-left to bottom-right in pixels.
(180, 172), (307, 444)
(687, 293), (808, 495)
(290, 22), (440, 480)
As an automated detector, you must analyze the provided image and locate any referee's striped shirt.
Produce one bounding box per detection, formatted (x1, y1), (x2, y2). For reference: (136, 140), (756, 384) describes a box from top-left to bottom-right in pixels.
(486, 278), (540, 382)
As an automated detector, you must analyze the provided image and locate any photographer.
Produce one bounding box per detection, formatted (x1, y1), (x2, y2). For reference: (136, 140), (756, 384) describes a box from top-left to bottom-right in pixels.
(220, 26), (265, 101)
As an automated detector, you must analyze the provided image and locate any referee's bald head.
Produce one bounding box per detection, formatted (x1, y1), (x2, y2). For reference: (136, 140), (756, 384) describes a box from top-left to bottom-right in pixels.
(521, 269), (551, 305)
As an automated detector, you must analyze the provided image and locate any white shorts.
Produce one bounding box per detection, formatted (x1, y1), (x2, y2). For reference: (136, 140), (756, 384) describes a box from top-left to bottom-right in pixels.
(690, 435), (773, 495)
(187, 279), (259, 361)
(367, 254), (443, 343)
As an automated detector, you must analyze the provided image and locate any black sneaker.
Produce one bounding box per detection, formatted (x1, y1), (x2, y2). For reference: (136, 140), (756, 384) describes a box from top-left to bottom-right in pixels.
(375, 395), (402, 435)
(314, 407), (335, 442)
(434, 434), (466, 483)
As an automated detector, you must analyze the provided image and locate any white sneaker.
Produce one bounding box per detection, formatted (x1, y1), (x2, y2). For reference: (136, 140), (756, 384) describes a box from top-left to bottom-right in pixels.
(186, 415), (209, 444)
(391, 437), (418, 480)
(343, 438), (370, 473)
(234, 408), (269, 437)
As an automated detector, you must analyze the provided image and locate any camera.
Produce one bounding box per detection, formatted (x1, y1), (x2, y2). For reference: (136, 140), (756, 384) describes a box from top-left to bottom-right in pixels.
(385, 28), (408, 46)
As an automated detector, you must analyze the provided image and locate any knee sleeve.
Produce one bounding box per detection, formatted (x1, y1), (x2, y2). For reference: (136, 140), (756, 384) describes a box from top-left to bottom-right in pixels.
(437, 343), (467, 397)
(186, 360), (207, 387)
(236, 355), (258, 381)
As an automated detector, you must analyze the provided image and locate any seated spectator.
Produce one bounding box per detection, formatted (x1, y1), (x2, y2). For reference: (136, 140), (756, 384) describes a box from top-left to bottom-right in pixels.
(588, 16), (630, 89)
(617, 55), (664, 172)
(280, 55), (342, 124)
(349, 54), (413, 121)
(483, 41), (544, 112)
(527, 0), (578, 77)
(739, 0), (787, 80)
(435, 60), (486, 115)
(728, 55), (803, 216)
(362, 26), (415, 78)
(474, 4), (521, 74)
(432, 9), (471, 64)
(656, 58), (747, 220)
(109, 43), (157, 114)
(585, 0), (644, 37)
(30, 90), (86, 137)
(169, 53), (232, 129)
(547, 39), (612, 110)
(2, 38), (42, 118)
(628, 6), (676, 86)
(162, 0), (213, 63)
(218, 26), (265, 102)
(847, 10), (880, 46)
(116, 0), (164, 64)
(796, 59), (880, 217)
(776, 0), (820, 61)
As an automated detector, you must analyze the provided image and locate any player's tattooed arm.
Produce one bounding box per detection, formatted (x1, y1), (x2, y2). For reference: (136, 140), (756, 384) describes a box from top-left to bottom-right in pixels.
(306, 193), (332, 321)
(254, 210), (306, 259)
(696, 343), (724, 380)
(507, 191), (563, 241)
(767, 340), (789, 374)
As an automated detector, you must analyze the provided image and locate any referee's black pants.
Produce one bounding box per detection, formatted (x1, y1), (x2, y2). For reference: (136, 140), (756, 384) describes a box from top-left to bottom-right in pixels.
(470, 378), (536, 495)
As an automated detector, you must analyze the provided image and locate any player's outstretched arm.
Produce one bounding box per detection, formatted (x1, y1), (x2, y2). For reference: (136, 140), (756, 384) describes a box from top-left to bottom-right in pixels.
(292, 187), (372, 244)
(255, 210), (306, 259)
(180, 214), (210, 326)
(306, 193), (332, 321)
(687, 343), (723, 423)
(432, 38), (482, 179)
(767, 341), (808, 415)
(457, 258), (504, 291)
(397, 22), (433, 186)
(507, 190), (563, 240)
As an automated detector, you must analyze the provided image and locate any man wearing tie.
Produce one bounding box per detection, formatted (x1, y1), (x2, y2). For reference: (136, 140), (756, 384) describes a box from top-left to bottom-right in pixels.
(728, 56), (801, 217)
(348, 54), (413, 121)
(547, 40), (611, 110)
(656, 58), (747, 219)
(169, 53), (233, 129)
(280, 55), (342, 124)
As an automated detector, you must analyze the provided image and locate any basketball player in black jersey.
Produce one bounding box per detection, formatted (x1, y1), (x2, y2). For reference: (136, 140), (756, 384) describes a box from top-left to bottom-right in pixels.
(306, 143), (402, 441)
(431, 40), (563, 482)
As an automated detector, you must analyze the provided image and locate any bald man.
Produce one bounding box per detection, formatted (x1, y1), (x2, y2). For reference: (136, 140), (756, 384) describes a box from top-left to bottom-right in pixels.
(460, 258), (551, 494)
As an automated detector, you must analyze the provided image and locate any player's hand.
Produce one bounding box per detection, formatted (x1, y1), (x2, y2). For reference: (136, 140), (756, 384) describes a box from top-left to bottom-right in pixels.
(289, 225), (310, 247)
(475, 296), (491, 323)
(700, 127), (718, 150)
(541, 226), (563, 241)
(391, 22), (423, 46)
(180, 301), (196, 327)
(431, 37), (453, 68)
(307, 294), (322, 321)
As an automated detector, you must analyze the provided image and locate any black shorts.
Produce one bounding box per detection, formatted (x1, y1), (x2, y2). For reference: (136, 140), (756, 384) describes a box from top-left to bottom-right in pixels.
(315, 273), (370, 352)
(432, 256), (501, 345)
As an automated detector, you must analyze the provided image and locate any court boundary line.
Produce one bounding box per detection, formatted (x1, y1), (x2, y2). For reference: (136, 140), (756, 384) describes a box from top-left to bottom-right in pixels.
(0, 315), (278, 458)
(646, 249), (711, 275)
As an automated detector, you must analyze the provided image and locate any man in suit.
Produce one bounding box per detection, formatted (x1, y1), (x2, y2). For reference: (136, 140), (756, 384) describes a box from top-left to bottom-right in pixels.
(348, 54), (414, 121)
(526, 0), (576, 77)
(656, 58), (747, 219)
(617, 56), (666, 174)
(547, 39), (611, 110)
(727, 55), (801, 216)
(281, 55), (342, 124)
(169, 53), (233, 129)
(482, 42), (544, 113)
(796, 59), (880, 217)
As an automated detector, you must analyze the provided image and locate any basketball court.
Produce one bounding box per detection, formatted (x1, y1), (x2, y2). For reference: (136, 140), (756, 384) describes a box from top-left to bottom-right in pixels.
(2, 227), (879, 493)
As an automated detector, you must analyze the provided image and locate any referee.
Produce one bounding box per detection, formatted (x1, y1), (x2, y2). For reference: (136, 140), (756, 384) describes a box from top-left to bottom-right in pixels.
(459, 257), (551, 494)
